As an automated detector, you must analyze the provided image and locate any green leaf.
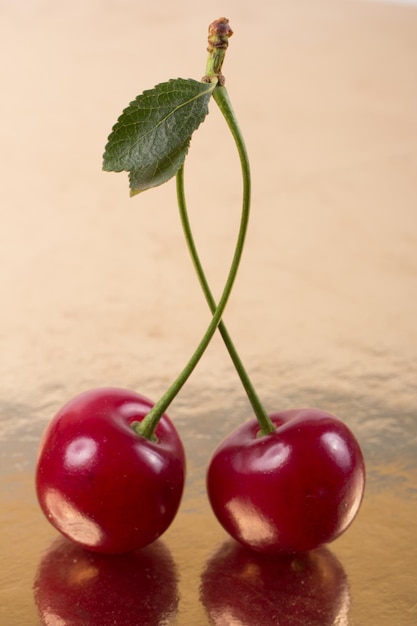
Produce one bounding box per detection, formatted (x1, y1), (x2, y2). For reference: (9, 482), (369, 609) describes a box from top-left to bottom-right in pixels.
(103, 78), (215, 180)
(128, 138), (190, 195)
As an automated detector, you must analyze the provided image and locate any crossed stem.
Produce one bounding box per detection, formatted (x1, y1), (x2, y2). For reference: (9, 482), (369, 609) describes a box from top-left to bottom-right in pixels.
(176, 86), (275, 436)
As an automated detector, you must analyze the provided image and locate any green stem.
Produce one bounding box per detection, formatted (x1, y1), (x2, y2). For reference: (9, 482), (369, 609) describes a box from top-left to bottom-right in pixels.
(134, 85), (254, 440)
(177, 87), (275, 436)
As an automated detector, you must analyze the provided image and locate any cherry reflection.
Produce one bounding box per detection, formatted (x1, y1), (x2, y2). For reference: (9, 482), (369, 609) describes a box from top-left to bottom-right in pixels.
(200, 540), (350, 626)
(34, 536), (178, 626)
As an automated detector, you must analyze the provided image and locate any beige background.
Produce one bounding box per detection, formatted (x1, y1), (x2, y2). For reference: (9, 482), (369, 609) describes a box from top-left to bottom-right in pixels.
(1, 0), (416, 624)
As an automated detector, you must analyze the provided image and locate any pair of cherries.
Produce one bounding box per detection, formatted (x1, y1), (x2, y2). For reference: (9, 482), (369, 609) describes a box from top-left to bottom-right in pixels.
(35, 17), (365, 557)
(36, 388), (365, 555)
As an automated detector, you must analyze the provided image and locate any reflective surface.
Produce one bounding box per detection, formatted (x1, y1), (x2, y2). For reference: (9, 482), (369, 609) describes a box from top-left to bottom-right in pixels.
(1, 0), (416, 624)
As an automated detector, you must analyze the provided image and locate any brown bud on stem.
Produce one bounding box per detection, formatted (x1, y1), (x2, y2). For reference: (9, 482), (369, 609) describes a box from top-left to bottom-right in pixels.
(202, 17), (233, 85)
(207, 17), (233, 52)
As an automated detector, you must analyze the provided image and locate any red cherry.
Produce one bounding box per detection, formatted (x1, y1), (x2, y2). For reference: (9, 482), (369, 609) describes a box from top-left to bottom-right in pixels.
(200, 540), (350, 625)
(207, 408), (365, 554)
(34, 536), (178, 625)
(35, 387), (185, 554)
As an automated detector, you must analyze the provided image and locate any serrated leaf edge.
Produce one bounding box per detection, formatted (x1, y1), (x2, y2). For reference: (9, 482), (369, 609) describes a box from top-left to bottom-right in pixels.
(102, 78), (215, 173)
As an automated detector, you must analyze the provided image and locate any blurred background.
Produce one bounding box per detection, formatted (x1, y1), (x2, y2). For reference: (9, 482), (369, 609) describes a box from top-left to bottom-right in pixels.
(1, 1), (416, 624)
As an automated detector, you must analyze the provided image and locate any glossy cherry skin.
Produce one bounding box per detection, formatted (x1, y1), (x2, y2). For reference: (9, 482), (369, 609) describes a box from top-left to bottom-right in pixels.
(35, 387), (186, 554)
(34, 536), (178, 625)
(200, 540), (349, 625)
(207, 408), (365, 554)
